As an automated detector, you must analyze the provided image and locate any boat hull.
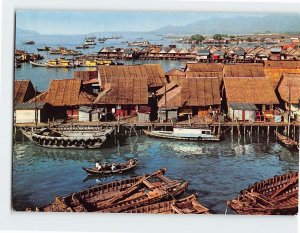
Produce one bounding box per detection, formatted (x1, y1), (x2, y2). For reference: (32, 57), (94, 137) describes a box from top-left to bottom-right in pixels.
(82, 160), (138, 175)
(29, 61), (47, 67)
(21, 127), (114, 149)
(143, 130), (220, 141)
(227, 171), (299, 215)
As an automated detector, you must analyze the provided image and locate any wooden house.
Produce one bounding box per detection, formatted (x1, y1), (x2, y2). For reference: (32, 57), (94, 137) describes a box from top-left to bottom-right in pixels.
(212, 50), (225, 62)
(181, 77), (221, 117)
(156, 77), (221, 121)
(196, 50), (210, 62)
(93, 75), (148, 118)
(32, 79), (96, 121)
(14, 102), (49, 124)
(277, 73), (300, 121)
(234, 50), (245, 62)
(98, 47), (112, 57)
(223, 77), (279, 122)
(14, 80), (36, 104)
(263, 61), (300, 89)
(269, 47), (282, 61)
(168, 48), (180, 58)
(157, 83), (181, 121)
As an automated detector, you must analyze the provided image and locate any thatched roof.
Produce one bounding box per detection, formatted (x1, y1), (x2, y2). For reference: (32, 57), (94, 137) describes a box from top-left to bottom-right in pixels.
(99, 64), (166, 88)
(94, 76), (148, 105)
(224, 64), (264, 77)
(185, 63), (224, 72)
(278, 73), (300, 104)
(156, 81), (178, 96)
(181, 77), (221, 106)
(158, 86), (182, 108)
(14, 80), (36, 103)
(165, 68), (186, 85)
(186, 71), (223, 81)
(223, 77), (279, 104)
(264, 61), (300, 69)
(165, 68), (185, 76)
(264, 69), (300, 89)
(44, 79), (95, 107)
(74, 70), (98, 82)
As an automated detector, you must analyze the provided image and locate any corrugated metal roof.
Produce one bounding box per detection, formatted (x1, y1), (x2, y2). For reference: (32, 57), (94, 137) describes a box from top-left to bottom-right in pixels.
(15, 102), (46, 110)
(229, 103), (258, 110)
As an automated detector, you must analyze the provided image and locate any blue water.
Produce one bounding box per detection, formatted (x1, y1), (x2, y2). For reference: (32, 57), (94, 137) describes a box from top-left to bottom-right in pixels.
(15, 33), (183, 90)
(12, 132), (298, 213)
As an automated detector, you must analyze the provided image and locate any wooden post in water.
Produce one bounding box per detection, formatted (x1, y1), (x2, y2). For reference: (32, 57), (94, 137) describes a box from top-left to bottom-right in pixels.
(293, 125), (296, 141)
(267, 125), (270, 138)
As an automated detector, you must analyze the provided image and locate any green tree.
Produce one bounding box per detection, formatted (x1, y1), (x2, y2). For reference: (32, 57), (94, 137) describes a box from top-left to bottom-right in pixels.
(191, 34), (205, 42)
(213, 34), (223, 40)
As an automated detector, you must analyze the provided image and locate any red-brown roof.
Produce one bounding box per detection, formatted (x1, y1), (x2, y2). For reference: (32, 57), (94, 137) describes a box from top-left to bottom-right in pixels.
(14, 80), (36, 103)
(223, 77), (279, 104)
(74, 70), (98, 82)
(94, 76), (148, 105)
(99, 64), (167, 88)
(181, 77), (221, 106)
(44, 79), (95, 106)
(278, 73), (300, 104)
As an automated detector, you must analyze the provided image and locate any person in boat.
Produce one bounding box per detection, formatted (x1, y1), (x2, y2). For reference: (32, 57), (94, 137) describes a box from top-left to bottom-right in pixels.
(111, 162), (116, 171)
(103, 162), (108, 169)
(129, 159), (135, 166)
(95, 161), (102, 171)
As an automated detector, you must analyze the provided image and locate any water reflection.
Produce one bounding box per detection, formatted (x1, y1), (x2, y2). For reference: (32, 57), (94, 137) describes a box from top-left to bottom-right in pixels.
(12, 131), (298, 213)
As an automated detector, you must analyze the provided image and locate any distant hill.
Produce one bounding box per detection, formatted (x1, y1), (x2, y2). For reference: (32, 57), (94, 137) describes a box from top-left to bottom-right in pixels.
(152, 14), (300, 36)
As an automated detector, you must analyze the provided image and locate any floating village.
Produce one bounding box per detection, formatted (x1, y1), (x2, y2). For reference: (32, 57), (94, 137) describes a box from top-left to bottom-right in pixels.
(13, 32), (299, 215)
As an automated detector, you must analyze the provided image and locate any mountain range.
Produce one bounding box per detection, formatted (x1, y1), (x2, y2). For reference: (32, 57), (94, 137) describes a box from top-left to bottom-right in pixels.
(16, 14), (300, 39)
(153, 14), (300, 36)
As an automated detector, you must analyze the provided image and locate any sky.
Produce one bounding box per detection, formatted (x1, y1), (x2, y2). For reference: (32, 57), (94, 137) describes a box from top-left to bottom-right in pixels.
(16, 10), (264, 35)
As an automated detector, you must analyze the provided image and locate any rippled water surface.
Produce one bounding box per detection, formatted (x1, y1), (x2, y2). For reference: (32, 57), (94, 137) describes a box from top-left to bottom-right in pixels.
(12, 132), (299, 213)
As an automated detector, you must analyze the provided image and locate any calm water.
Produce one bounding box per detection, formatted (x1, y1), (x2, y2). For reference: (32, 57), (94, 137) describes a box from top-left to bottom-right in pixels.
(12, 132), (299, 213)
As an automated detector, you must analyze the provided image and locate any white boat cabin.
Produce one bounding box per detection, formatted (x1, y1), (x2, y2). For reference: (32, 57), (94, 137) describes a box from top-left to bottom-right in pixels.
(173, 127), (213, 138)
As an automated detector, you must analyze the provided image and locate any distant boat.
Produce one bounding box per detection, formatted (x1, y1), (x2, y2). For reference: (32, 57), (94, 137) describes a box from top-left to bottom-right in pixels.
(23, 40), (35, 45)
(75, 44), (89, 49)
(144, 127), (221, 141)
(46, 58), (74, 68)
(37, 46), (51, 51)
(29, 60), (47, 67)
(84, 38), (96, 45)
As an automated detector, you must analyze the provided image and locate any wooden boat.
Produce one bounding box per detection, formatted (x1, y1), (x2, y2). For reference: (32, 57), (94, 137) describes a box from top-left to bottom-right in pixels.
(46, 59), (74, 68)
(21, 126), (114, 149)
(276, 132), (299, 151)
(30, 167), (189, 212)
(82, 159), (138, 175)
(23, 40), (35, 45)
(227, 171), (298, 215)
(37, 46), (51, 51)
(124, 194), (210, 214)
(29, 60), (47, 67)
(75, 45), (89, 49)
(144, 127), (220, 141)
